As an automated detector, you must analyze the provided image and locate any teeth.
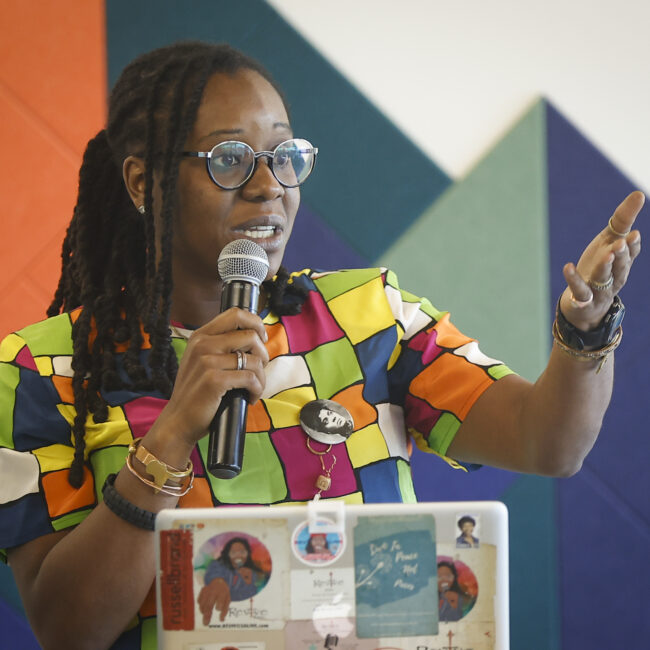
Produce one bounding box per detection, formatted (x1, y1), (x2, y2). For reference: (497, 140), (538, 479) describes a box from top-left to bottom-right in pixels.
(241, 226), (276, 239)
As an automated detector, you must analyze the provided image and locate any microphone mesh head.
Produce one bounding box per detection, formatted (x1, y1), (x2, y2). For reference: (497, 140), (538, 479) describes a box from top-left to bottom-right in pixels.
(217, 239), (270, 285)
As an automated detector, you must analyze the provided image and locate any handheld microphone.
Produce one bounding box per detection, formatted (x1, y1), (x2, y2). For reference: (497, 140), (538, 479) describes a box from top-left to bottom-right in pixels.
(207, 239), (269, 479)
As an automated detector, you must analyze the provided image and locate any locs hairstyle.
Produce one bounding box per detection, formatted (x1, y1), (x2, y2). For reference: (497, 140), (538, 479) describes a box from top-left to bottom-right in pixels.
(48, 41), (307, 487)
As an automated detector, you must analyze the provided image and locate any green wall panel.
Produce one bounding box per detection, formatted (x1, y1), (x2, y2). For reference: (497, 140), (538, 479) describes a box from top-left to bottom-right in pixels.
(378, 99), (550, 380)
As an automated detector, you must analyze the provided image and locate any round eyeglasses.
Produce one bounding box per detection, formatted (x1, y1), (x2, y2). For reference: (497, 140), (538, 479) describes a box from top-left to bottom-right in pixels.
(182, 138), (318, 190)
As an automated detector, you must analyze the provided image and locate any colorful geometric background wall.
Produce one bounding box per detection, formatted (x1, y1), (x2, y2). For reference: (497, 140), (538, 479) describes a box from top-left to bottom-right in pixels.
(1, 2), (648, 648)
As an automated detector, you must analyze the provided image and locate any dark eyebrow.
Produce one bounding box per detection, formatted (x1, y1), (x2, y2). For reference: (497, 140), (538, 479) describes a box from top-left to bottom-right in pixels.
(205, 128), (243, 139)
(204, 122), (292, 139)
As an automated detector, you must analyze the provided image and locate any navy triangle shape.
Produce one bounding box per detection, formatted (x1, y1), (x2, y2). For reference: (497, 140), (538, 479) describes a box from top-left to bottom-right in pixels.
(547, 99), (650, 649)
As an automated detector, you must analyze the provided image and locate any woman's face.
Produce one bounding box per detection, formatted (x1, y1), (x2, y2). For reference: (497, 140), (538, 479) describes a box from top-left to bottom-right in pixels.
(318, 408), (346, 430)
(228, 541), (249, 568)
(438, 566), (455, 592)
(171, 69), (300, 289)
(461, 521), (474, 536)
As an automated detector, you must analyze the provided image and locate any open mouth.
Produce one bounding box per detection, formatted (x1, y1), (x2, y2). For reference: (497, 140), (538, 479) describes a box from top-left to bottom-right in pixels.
(238, 225), (278, 239)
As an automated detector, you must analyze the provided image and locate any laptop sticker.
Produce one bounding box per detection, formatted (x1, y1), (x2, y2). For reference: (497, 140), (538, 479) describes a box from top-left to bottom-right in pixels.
(353, 514), (438, 638)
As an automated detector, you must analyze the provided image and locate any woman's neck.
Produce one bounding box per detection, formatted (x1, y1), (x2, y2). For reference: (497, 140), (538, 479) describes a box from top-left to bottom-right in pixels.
(170, 283), (267, 327)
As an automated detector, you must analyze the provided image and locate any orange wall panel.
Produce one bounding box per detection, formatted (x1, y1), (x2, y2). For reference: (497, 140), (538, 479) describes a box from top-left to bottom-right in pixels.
(0, 0), (106, 337)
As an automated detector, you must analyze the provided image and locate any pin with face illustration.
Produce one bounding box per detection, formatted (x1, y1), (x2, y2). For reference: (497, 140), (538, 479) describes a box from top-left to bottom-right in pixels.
(299, 399), (355, 445)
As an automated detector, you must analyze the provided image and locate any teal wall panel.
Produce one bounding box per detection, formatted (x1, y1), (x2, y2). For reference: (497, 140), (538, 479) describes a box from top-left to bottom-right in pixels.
(378, 99), (549, 381)
(502, 476), (560, 650)
(105, 0), (451, 260)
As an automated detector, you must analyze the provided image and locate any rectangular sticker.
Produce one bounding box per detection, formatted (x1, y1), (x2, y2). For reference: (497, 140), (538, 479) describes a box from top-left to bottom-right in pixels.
(159, 529), (195, 630)
(354, 514), (437, 638)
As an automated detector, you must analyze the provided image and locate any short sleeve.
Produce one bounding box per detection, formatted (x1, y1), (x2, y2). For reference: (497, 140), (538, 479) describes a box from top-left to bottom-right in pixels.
(0, 321), (97, 561)
(384, 270), (514, 469)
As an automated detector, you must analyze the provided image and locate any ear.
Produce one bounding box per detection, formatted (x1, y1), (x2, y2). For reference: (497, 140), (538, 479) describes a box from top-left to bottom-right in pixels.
(122, 155), (146, 210)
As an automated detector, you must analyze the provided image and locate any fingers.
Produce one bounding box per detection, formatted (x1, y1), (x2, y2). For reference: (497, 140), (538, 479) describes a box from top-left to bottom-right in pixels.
(218, 590), (231, 622)
(563, 263), (593, 306)
(606, 190), (645, 238)
(187, 308), (269, 365)
(197, 585), (215, 626)
(204, 307), (269, 344)
(188, 327), (269, 367)
(625, 230), (642, 263)
(610, 236), (633, 289)
(159, 309), (270, 444)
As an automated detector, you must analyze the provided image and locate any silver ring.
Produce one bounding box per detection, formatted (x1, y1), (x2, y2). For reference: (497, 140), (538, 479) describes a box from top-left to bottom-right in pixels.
(235, 350), (245, 370)
(588, 275), (614, 291)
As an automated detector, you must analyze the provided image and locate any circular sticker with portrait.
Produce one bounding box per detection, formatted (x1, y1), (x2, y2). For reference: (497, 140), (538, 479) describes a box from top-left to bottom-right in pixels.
(300, 399), (354, 444)
(436, 555), (479, 622)
(292, 519), (345, 566)
(194, 531), (272, 603)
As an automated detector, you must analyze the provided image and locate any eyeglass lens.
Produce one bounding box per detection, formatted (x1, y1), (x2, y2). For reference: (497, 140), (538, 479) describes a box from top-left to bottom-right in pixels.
(208, 138), (315, 189)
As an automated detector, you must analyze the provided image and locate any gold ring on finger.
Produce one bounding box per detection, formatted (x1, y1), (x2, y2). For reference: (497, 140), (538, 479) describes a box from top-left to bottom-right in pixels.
(588, 275), (614, 291)
(235, 350), (245, 370)
(569, 292), (593, 308)
(608, 216), (630, 238)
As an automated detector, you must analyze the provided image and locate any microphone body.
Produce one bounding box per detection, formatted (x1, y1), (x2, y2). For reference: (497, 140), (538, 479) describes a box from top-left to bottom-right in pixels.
(207, 239), (269, 479)
(206, 281), (259, 479)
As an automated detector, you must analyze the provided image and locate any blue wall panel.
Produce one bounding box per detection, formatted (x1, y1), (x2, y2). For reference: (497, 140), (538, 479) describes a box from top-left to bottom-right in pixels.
(546, 102), (649, 648)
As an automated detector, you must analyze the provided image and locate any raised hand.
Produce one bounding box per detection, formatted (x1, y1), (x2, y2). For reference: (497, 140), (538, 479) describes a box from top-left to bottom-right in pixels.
(559, 191), (643, 331)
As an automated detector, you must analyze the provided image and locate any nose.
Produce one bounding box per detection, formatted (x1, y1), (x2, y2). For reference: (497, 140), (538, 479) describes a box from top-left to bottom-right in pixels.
(241, 155), (284, 201)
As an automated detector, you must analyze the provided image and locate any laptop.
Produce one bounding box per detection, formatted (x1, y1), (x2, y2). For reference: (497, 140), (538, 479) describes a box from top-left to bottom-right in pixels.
(155, 500), (509, 649)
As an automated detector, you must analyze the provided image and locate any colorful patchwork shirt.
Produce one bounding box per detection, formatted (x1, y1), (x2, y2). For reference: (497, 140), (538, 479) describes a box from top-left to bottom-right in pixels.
(0, 267), (513, 648)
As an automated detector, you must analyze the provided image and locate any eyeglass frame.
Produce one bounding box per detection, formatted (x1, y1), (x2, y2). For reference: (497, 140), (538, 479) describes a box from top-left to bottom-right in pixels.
(182, 138), (318, 190)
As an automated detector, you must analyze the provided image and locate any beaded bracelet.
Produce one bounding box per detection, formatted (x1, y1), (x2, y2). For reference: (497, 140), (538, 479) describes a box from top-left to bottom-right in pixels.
(102, 474), (156, 531)
(552, 320), (623, 373)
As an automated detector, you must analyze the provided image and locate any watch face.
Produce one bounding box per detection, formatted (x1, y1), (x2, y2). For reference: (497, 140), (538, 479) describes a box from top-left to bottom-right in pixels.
(604, 297), (625, 332)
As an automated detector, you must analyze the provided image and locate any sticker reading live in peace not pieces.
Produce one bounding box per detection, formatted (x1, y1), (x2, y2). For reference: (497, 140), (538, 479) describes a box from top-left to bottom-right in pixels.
(354, 514), (437, 639)
(160, 529), (195, 630)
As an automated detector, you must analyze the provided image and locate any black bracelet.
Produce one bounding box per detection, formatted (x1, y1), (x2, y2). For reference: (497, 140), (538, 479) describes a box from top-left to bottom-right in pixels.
(102, 473), (156, 531)
(555, 295), (625, 350)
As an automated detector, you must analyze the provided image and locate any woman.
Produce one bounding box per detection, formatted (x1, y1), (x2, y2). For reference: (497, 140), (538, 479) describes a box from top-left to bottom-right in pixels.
(0, 41), (642, 649)
(437, 560), (474, 622)
(198, 537), (269, 624)
(456, 516), (479, 548)
(304, 533), (334, 560)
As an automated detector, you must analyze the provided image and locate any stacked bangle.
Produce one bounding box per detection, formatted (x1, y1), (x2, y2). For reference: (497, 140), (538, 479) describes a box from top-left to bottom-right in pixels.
(552, 320), (623, 373)
(126, 438), (194, 496)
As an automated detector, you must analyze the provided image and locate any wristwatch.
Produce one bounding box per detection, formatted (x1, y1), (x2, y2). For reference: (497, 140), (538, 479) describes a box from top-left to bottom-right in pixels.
(556, 295), (625, 350)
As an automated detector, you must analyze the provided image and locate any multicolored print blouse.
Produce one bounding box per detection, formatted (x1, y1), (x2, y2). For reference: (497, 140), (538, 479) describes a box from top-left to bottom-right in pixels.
(0, 267), (513, 648)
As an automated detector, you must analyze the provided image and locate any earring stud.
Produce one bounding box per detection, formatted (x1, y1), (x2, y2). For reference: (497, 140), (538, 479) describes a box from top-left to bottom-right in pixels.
(138, 205), (145, 214)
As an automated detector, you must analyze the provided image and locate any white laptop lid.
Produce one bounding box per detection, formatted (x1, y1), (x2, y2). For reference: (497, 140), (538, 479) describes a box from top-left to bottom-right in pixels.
(155, 500), (508, 649)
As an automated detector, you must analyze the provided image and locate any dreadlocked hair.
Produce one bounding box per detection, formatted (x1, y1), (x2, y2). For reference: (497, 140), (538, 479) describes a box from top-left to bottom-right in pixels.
(264, 266), (309, 316)
(48, 41), (302, 488)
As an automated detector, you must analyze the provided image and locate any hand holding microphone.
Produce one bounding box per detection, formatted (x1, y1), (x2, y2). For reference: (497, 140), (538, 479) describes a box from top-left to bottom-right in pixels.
(206, 239), (269, 478)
